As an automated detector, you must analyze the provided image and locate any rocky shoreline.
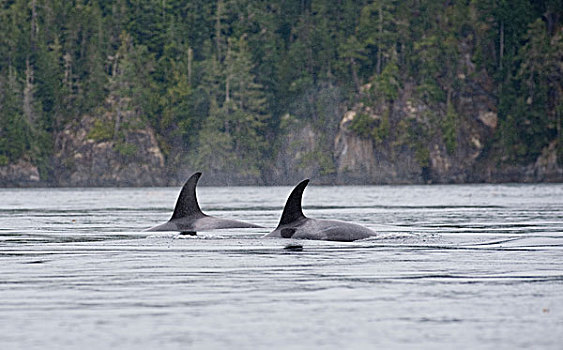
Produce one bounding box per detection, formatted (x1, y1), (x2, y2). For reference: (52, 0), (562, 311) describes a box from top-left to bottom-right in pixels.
(1, 113), (560, 187)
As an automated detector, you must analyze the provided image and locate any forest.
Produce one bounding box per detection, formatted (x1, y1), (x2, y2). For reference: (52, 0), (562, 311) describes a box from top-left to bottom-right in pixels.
(0, 0), (561, 185)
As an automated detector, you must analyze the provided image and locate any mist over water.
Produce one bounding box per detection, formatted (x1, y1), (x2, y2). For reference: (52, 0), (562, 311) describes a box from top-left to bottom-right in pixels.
(1, 184), (562, 349)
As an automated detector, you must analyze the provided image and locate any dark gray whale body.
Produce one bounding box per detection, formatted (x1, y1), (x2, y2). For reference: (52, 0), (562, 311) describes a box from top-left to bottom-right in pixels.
(265, 179), (376, 242)
(145, 172), (262, 233)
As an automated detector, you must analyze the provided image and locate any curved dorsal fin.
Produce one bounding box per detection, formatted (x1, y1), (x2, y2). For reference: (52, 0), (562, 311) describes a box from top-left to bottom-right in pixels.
(277, 179), (309, 227)
(171, 172), (205, 220)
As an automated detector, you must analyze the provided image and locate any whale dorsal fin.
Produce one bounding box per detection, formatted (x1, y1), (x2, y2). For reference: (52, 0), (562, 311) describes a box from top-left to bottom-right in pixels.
(278, 179), (309, 227)
(171, 172), (205, 220)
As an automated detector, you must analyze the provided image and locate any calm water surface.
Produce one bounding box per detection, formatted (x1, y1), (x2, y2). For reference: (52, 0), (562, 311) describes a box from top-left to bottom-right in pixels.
(1, 184), (562, 349)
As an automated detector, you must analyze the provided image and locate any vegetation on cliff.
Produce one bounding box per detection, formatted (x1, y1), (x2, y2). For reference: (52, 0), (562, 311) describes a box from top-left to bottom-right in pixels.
(0, 0), (561, 184)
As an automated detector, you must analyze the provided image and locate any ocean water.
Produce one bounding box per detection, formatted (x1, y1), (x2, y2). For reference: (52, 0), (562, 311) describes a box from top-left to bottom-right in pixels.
(0, 184), (562, 349)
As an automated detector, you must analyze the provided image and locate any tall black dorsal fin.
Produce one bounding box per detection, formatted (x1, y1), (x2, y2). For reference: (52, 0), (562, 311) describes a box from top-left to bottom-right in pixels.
(277, 179), (309, 227)
(171, 172), (205, 220)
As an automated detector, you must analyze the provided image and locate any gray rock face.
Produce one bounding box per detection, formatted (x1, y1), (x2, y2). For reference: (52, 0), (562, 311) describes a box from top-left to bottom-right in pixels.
(474, 139), (563, 183)
(532, 141), (562, 182)
(54, 115), (166, 187)
(0, 160), (41, 187)
(330, 88), (498, 184)
(272, 62), (560, 184)
(334, 110), (422, 184)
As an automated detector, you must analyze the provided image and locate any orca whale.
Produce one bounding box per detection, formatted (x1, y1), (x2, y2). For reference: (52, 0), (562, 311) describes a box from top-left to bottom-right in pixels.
(264, 179), (376, 242)
(145, 172), (263, 233)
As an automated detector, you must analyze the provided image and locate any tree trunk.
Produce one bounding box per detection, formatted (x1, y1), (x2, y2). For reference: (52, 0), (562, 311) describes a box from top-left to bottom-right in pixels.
(350, 58), (361, 93)
(377, 4), (383, 75)
(499, 20), (504, 70)
(215, 0), (223, 60)
(30, 0), (38, 52)
(225, 41), (231, 102)
(188, 47), (193, 85)
(23, 59), (35, 126)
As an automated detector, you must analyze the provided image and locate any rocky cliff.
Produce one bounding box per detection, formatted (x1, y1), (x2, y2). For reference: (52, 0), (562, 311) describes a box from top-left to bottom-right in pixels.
(2, 60), (561, 187)
(0, 160), (41, 187)
(269, 36), (561, 185)
(332, 88), (497, 184)
(334, 108), (423, 184)
(270, 93), (560, 185)
(53, 113), (167, 187)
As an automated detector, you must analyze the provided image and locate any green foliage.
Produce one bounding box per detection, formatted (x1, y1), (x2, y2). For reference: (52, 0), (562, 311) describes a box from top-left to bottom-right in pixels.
(349, 113), (376, 139)
(114, 141), (138, 158)
(415, 146), (430, 168)
(374, 112), (390, 145)
(372, 60), (400, 101)
(299, 149), (335, 176)
(415, 81), (446, 104)
(408, 118), (432, 168)
(317, 152), (336, 176)
(0, 66), (41, 163)
(495, 17), (562, 163)
(191, 34), (270, 174)
(88, 119), (114, 142)
(443, 104), (458, 154)
(348, 111), (390, 145)
(0, 0), (560, 180)
(0, 113), (28, 162)
(193, 115), (235, 173)
(158, 57), (195, 147)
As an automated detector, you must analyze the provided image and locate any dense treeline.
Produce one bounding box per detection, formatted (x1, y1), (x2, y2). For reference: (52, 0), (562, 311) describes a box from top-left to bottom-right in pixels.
(0, 0), (561, 181)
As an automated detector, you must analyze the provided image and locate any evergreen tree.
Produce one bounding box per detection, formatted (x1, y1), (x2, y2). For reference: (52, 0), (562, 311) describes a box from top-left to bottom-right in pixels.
(0, 67), (33, 163)
(0, 0), (560, 181)
(194, 35), (269, 177)
(512, 18), (562, 161)
(104, 31), (155, 139)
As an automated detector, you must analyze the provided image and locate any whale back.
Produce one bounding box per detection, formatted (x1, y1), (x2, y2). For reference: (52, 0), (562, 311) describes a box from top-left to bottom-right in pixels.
(171, 172), (205, 220)
(277, 179), (309, 227)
